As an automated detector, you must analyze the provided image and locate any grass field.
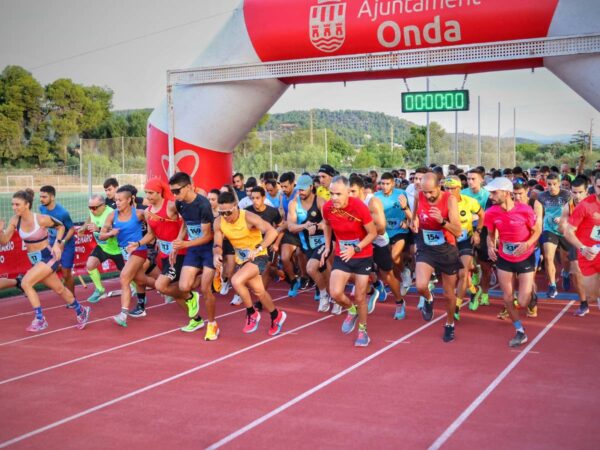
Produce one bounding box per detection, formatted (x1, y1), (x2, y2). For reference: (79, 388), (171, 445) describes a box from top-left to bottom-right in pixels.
(0, 191), (96, 223)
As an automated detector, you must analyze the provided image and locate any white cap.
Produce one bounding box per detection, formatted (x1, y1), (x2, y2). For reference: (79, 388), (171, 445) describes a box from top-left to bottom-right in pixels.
(484, 177), (513, 192)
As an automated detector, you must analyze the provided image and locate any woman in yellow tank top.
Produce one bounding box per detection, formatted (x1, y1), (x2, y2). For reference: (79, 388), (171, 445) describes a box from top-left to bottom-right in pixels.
(213, 192), (288, 336)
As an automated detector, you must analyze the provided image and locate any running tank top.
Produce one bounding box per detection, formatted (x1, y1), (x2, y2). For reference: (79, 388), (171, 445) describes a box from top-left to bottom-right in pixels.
(363, 194), (389, 247)
(17, 214), (48, 244)
(220, 210), (267, 264)
(297, 196), (325, 250)
(147, 200), (184, 257)
(113, 208), (147, 250)
(89, 206), (120, 255)
(417, 191), (456, 246)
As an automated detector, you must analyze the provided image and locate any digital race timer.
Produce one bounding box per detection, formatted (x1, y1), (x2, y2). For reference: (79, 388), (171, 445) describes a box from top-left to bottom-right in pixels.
(401, 90), (470, 113)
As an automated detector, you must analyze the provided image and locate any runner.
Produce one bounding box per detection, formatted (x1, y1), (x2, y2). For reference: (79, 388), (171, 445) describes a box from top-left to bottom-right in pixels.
(287, 175), (330, 312)
(0, 190), (90, 331)
(39, 185), (77, 297)
(99, 187), (148, 327)
(213, 191), (287, 336)
(169, 172), (217, 338)
(317, 164), (336, 200)
(78, 194), (125, 303)
(537, 173), (572, 298)
(484, 177), (541, 347)
(103, 177), (119, 209)
(442, 176), (484, 321)
(411, 173), (462, 342)
(564, 173), (600, 317)
(349, 175), (406, 320)
(321, 175), (377, 347)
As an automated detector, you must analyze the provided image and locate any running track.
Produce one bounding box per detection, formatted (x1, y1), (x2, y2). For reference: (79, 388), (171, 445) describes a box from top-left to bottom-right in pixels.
(0, 279), (598, 449)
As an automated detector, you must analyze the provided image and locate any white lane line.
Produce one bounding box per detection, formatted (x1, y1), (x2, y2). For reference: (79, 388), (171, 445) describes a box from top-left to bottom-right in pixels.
(0, 292), (297, 383)
(0, 314), (333, 449)
(206, 313), (449, 450)
(427, 300), (574, 450)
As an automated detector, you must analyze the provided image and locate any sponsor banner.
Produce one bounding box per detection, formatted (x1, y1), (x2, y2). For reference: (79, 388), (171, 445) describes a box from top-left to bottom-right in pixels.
(0, 228), (117, 279)
(244, 0), (559, 61)
(146, 124), (233, 192)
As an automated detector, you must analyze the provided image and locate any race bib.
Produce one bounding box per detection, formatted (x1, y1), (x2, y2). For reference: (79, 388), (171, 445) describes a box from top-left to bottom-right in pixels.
(27, 250), (43, 265)
(309, 235), (325, 249)
(186, 224), (203, 240)
(502, 241), (521, 255)
(120, 247), (130, 262)
(422, 229), (445, 246)
(457, 229), (469, 243)
(235, 248), (252, 263)
(339, 239), (359, 250)
(387, 219), (401, 229)
(591, 225), (600, 242)
(93, 231), (107, 245)
(157, 239), (173, 254)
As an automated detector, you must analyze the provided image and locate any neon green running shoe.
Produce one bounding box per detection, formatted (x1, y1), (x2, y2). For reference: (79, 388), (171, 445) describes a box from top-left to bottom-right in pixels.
(469, 287), (482, 311)
(186, 291), (200, 318)
(180, 318), (205, 332)
(480, 293), (490, 306)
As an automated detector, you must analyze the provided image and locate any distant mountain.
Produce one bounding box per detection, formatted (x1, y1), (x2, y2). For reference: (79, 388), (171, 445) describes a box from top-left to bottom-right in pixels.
(505, 128), (600, 145)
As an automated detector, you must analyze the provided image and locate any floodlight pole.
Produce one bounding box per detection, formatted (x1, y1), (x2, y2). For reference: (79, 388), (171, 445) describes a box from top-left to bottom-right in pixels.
(497, 102), (501, 168)
(167, 80), (176, 178)
(477, 96), (481, 166)
(426, 78), (430, 166)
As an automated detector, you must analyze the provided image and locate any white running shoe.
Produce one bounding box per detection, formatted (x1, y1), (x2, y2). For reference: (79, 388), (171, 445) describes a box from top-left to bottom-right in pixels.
(401, 267), (412, 291)
(331, 302), (343, 315)
(230, 294), (242, 305)
(220, 280), (231, 296)
(318, 292), (331, 313)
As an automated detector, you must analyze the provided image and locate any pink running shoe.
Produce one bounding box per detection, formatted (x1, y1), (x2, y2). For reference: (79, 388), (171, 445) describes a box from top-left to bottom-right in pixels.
(243, 311), (261, 333)
(268, 311), (287, 336)
(26, 318), (48, 332)
(76, 306), (90, 330)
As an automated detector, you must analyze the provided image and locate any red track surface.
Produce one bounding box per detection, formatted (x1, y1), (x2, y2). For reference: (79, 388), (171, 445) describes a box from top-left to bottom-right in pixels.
(0, 279), (598, 450)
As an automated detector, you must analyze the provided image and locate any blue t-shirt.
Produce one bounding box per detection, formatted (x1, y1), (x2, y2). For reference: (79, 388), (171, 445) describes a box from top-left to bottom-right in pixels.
(39, 203), (75, 247)
(176, 194), (214, 250)
(375, 188), (409, 238)
(281, 189), (298, 219)
(266, 191), (281, 209)
(461, 187), (490, 210)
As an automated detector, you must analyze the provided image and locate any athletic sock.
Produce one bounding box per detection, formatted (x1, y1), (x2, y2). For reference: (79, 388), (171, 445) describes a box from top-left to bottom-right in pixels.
(395, 299), (405, 305)
(581, 300), (588, 308)
(348, 305), (357, 315)
(193, 314), (203, 322)
(246, 307), (255, 316)
(358, 323), (367, 332)
(118, 308), (128, 322)
(445, 322), (454, 327)
(513, 320), (524, 333)
(137, 293), (146, 307)
(88, 269), (103, 291)
(70, 300), (82, 315)
(34, 306), (43, 320)
(270, 308), (279, 320)
(550, 282), (556, 287)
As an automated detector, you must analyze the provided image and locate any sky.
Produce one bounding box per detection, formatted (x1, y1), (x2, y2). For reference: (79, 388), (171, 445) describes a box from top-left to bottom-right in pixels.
(1, 0), (599, 139)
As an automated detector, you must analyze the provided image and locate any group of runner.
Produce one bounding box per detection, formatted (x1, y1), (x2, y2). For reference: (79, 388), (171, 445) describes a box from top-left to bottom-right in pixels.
(1, 159), (599, 348)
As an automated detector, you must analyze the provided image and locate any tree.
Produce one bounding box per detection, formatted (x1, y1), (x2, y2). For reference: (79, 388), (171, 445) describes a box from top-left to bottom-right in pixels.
(570, 130), (590, 151)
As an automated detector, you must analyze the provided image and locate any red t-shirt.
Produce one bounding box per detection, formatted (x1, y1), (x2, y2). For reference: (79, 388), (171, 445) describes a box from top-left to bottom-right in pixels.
(146, 200), (185, 257)
(484, 203), (536, 262)
(417, 191), (456, 245)
(323, 196), (373, 258)
(568, 194), (600, 247)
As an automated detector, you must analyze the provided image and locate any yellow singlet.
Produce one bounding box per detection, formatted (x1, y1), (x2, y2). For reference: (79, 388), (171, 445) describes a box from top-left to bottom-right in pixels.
(317, 185), (331, 200)
(220, 210), (267, 264)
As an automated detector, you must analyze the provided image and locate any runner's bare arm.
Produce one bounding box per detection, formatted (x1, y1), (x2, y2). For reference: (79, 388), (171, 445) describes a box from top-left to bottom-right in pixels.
(212, 217), (224, 269)
(0, 217), (17, 244)
(445, 195), (463, 237)
(368, 196), (387, 236)
(98, 211), (117, 241)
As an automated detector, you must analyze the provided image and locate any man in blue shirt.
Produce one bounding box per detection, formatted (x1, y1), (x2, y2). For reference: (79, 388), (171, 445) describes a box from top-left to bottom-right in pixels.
(39, 185), (77, 296)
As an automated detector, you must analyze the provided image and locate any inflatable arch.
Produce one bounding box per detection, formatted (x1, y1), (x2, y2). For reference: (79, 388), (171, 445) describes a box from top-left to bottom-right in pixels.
(147, 0), (600, 191)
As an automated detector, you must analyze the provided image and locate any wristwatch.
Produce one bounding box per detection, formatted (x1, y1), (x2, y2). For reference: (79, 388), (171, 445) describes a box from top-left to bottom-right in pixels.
(57, 239), (64, 244)
(440, 219), (447, 226)
(353, 245), (362, 253)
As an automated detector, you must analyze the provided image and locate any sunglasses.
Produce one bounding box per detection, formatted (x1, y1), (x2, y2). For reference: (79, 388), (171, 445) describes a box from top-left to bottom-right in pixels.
(170, 184), (188, 195)
(88, 204), (103, 210)
(218, 207), (236, 217)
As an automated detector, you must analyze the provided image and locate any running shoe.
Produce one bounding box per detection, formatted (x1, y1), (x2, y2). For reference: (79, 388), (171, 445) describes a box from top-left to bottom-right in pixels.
(401, 267), (412, 296)
(417, 296), (425, 311)
(254, 300), (263, 311)
(230, 294), (242, 306)
(471, 265), (481, 287)
(186, 291), (200, 318)
(204, 322), (220, 341)
(428, 280), (436, 293)
(497, 307), (509, 320)
(300, 277), (311, 290)
(26, 317), (48, 332)
(454, 306), (461, 321)
(76, 306), (90, 330)
(341, 311), (358, 334)
(164, 295), (175, 304)
(314, 290), (320, 302)
(318, 292), (331, 313)
(243, 311), (261, 333)
(526, 305), (538, 318)
(509, 330), (528, 347)
(112, 314), (128, 328)
(374, 280), (387, 302)
(219, 280), (231, 296)
(469, 286), (482, 311)
(354, 329), (370, 347)
(331, 302), (343, 315)
(443, 324), (455, 343)
(181, 318), (205, 332)
(490, 269), (497, 286)
(288, 278), (301, 297)
(367, 289), (378, 315)
(393, 302), (406, 320)
(546, 284), (558, 299)
(66, 302), (77, 309)
(480, 293), (490, 306)
(15, 274), (25, 293)
(212, 270), (222, 293)
(561, 269), (571, 291)
(268, 310), (287, 336)
(421, 298), (434, 322)
(128, 304), (147, 318)
(573, 304), (589, 317)
(87, 288), (105, 303)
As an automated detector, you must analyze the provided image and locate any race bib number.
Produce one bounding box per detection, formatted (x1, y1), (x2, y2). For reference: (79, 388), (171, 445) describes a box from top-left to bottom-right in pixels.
(27, 250), (43, 265)
(422, 229), (445, 246)
(186, 224), (203, 240)
(93, 231), (107, 245)
(235, 248), (251, 263)
(591, 225), (600, 242)
(502, 242), (521, 255)
(387, 219), (400, 229)
(457, 229), (469, 243)
(157, 239), (173, 254)
(339, 239), (359, 250)
(309, 235), (325, 249)
(120, 247), (130, 262)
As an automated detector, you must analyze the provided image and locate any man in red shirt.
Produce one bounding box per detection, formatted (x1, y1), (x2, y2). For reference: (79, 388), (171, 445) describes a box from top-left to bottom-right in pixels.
(321, 176), (377, 347)
(565, 174), (600, 313)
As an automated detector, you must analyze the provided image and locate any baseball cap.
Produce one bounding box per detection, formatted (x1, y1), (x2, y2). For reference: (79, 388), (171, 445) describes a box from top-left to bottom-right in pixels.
(318, 164), (336, 177)
(296, 174), (313, 191)
(485, 177), (513, 192)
